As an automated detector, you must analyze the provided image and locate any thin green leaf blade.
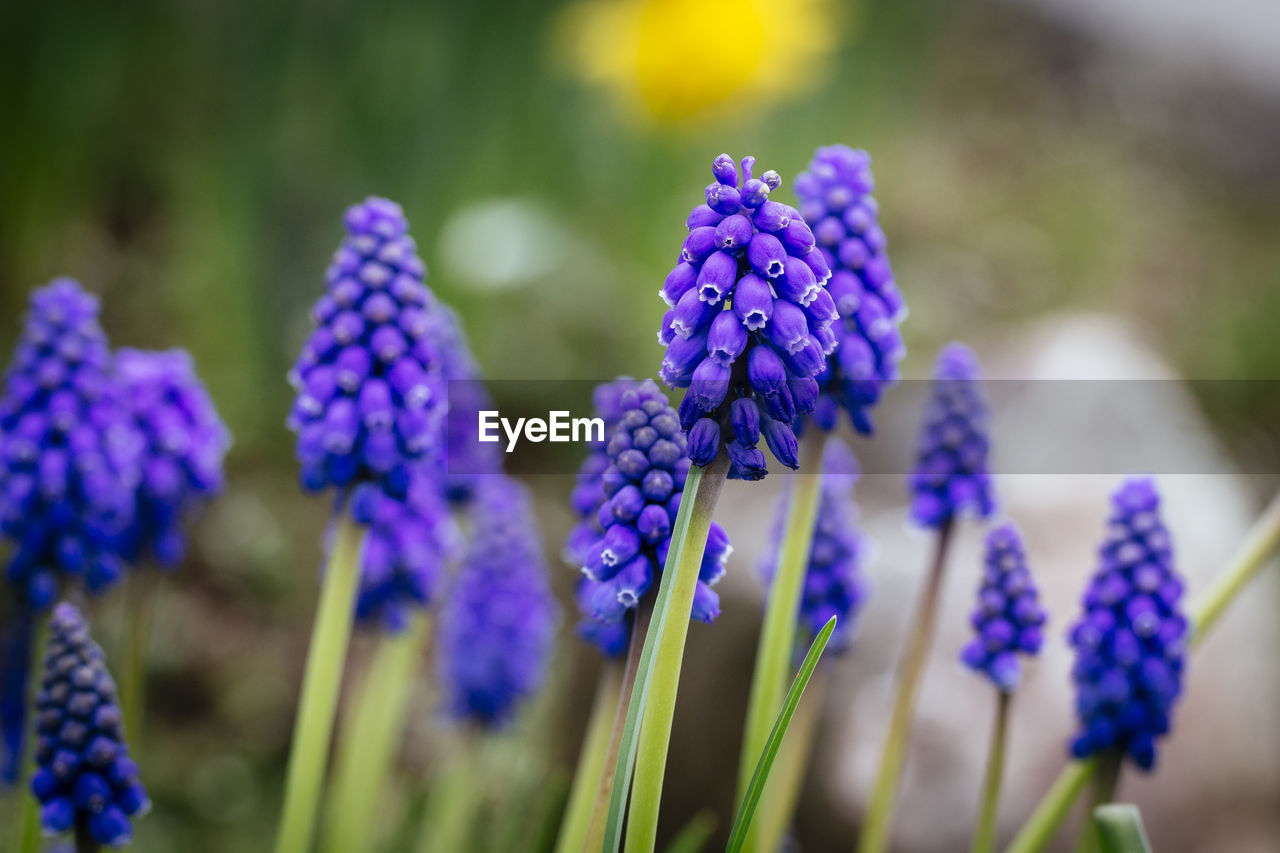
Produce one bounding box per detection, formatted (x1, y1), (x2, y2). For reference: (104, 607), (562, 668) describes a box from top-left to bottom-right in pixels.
(1093, 805), (1153, 853)
(726, 615), (838, 853)
(663, 809), (717, 853)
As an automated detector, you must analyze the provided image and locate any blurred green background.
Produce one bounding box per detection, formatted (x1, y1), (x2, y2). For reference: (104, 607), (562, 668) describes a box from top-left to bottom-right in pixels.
(2, 0), (1279, 849)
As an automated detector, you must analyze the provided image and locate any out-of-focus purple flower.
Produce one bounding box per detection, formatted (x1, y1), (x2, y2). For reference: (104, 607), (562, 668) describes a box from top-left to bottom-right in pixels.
(30, 603), (149, 846)
(115, 348), (230, 568)
(574, 380), (732, 645)
(1, 612), (32, 784)
(658, 154), (836, 479)
(960, 523), (1046, 691)
(437, 477), (558, 726)
(907, 343), (996, 528)
(759, 440), (868, 654)
(349, 470), (459, 633)
(287, 198), (446, 499)
(794, 146), (906, 434)
(1068, 478), (1187, 771)
(0, 279), (142, 607)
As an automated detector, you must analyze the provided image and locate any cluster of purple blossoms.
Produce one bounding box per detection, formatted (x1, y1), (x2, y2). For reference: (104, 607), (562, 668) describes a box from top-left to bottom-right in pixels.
(759, 440), (869, 654)
(1068, 478), (1187, 771)
(0, 279), (142, 607)
(658, 154), (837, 480)
(115, 348), (230, 567)
(349, 473), (459, 632)
(577, 380), (732, 637)
(437, 477), (558, 726)
(907, 343), (996, 528)
(30, 603), (149, 847)
(960, 523), (1046, 691)
(287, 198), (446, 498)
(794, 146), (906, 434)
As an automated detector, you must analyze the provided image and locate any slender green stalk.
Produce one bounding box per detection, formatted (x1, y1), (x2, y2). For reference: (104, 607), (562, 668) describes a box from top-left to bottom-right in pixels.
(555, 663), (625, 853)
(417, 732), (481, 853)
(736, 432), (827, 853)
(606, 453), (730, 853)
(273, 510), (366, 853)
(971, 691), (1012, 853)
(858, 517), (955, 853)
(321, 613), (429, 853)
(1071, 752), (1122, 853)
(1007, 489), (1280, 853)
(119, 569), (159, 749)
(1093, 805), (1153, 853)
(753, 667), (828, 853)
(75, 818), (100, 853)
(15, 611), (51, 853)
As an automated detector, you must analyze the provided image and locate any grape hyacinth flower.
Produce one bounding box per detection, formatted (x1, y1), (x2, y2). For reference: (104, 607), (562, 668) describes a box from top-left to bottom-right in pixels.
(428, 304), (503, 505)
(30, 603), (148, 847)
(438, 477), (558, 726)
(0, 279), (141, 607)
(1068, 478), (1187, 771)
(287, 197), (446, 498)
(578, 380), (732, 632)
(961, 524), (1046, 691)
(759, 439), (869, 654)
(115, 349), (230, 568)
(658, 153), (836, 480)
(907, 343), (996, 529)
(794, 146), (906, 434)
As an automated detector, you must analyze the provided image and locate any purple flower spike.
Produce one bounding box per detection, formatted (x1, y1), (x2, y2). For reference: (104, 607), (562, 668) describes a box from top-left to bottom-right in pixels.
(759, 440), (869, 653)
(0, 279), (143, 607)
(438, 477), (558, 727)
(907, 343), (996, 528)
(1068, 478), (1187, 771)
(567, 379), (732, 656)
(795, 146), (906, 435)
(115, 349), (230, 568)
(659, 155), (837, 479)
(30, 603), (149, 846)
(960, 523), (1045, 691)
(288, 198), (446, 498)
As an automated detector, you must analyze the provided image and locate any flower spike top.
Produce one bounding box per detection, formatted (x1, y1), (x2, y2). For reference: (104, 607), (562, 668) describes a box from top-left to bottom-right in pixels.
(794, 146), (906, 434)
(577, 380), (732, 642)
(659, 154), (836, 480)
(960, 523), (1046, 691)
(907, 343), (996, 528)
(438, 477), (558, 726)
(759, 439), (869, 654)
(1068, 478), (1187, 771)
(0, 279), (142, 607)
(288, 197), (446, 498)
(115, 348), (230, 568)
(30, 603), (149, 847)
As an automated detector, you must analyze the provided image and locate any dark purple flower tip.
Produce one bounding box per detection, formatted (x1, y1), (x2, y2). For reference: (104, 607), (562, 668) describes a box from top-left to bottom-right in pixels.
(438, 477), (558, 727)
(961, 522), (1045, 691)
(686, 418), (720, 466)
(906, 343), (996, 528)
(114, 348), (231, 569)
(31, 603), (148, 843)
(759, 439), (869, 653)
(1068, 478), (1186, 771)
(1, 280), (143, 606)
(289, 198), (448, 496)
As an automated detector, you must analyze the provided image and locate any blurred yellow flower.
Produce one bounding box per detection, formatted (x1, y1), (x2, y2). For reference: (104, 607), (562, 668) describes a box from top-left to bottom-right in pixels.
(553, 0), (840, 124)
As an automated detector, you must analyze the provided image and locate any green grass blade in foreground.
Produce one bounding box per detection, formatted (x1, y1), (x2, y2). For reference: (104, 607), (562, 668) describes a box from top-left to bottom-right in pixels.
(727, 615), (837, 853)
(1093, 805), (1153, 853)
(663, 809), (717, 853)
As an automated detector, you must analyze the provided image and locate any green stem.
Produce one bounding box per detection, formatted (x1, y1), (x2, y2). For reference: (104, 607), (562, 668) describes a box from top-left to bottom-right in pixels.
(321, 613), (429, 853)
(1071, 752), (1122, 853)
(610, 453), (730, 853)
(555, 663), (625, 853)
(753, 665), (828, 853)
(120, 569), (159, 750)
(858, 517), (955, 853)
(417, 732), (481, 853)
(972, 691), (1012, 853)
(1006, 489), (1280, 853)
(75, 817), (100, 853)
(15, 610), (51, 853)
(736, 431), (827, 853)
(273, 509), (366, 853)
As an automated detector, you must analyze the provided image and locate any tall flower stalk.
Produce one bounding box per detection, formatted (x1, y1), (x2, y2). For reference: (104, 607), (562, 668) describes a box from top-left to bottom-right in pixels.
(860, 343), (995, 853)
(555, 662), (624, 853)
